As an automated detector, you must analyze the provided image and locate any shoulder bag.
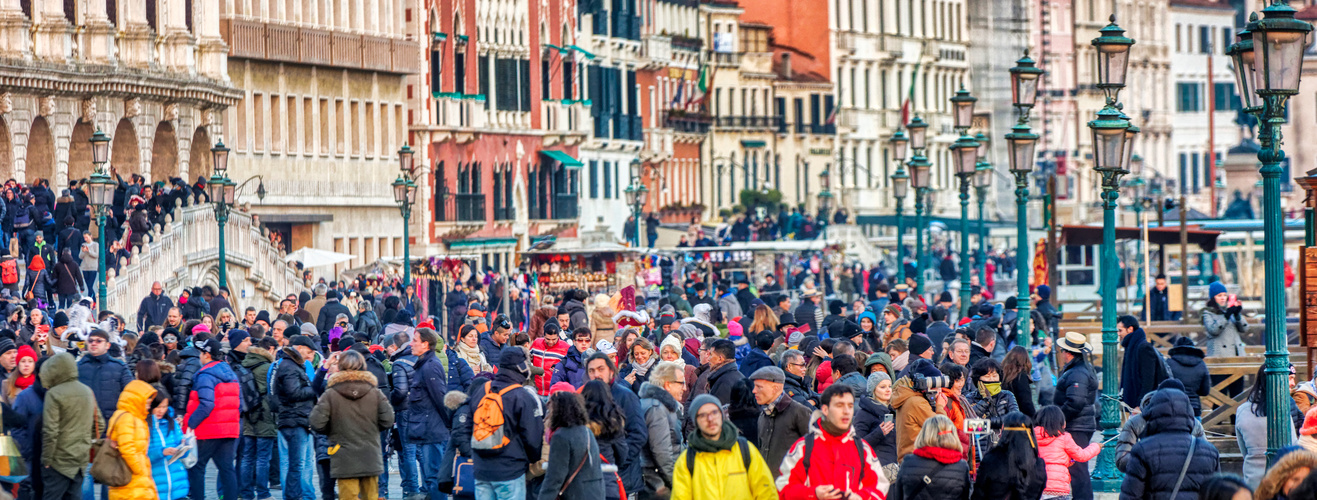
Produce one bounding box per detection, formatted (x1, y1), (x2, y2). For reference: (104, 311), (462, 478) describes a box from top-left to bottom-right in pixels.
(90, 413), (132, 487)
(1168, 436), (1198, 499)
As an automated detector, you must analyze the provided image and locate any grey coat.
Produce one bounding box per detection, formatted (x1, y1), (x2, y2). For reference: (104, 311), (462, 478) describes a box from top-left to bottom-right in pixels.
(537, 425), (605, 500)
(638, 382), (683, 484)
(1235, 402), (1293, 489)
(1201, 305), (1247, 357)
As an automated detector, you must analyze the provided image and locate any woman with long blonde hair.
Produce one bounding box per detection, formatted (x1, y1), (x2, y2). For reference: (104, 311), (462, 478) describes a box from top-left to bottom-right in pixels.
(747, 305), (779, 335)
(888, 415), (971, 498)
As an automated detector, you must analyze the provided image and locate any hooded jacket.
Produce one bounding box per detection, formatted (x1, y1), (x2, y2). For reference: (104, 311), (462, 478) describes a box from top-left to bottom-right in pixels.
(1116, 390), (1206, 473)
(852, 396), (897, 467)
(638, 382), (683, 484)
(107, 380), (159, 500)
(891, 380), (943, 459)
(149, 410), (189, 500)
(562, 297), (589, 332)
(887, 446), (971, 500)
(1036, 426), (1101, 495)
(310, 370), (395, 478)
(468, 370), (544, 482)
(738, 349), (774, 380)
(184, 360), (241, 439)
(777, 420), (891, 499)
(1120, 388), (1220, 499)
(406, 349), (451, 444)
(171, 347), (201, 415)
(240, 347), (277, 437)
(41, 352), (103, 479)
(757, 393), (812, 478)
(271, 347), (317, 429)
(1167, 338), (1211, 416)
(1254, 450), (1317, 500)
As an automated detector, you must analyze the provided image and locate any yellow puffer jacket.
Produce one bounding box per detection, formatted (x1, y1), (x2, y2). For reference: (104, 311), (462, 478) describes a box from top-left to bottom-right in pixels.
(671, 434), (777, 500)
(108, 381), (159, 500)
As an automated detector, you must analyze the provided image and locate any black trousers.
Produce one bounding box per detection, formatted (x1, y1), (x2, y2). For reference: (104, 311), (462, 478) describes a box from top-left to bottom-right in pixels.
(40, 467), (79, 500)
(1068, 432), (1093, 500)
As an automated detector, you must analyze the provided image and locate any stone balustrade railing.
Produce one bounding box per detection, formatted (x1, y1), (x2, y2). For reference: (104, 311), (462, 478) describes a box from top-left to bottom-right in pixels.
(104, 200), (304, 328)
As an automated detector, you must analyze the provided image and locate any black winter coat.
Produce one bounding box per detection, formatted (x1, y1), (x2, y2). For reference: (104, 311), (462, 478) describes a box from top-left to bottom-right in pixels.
(888, 450), (972, 500)
(315, 300), (353, 335)
(406, 350), (452, 444)
(136, 293), (173, 331)
(469, 371), (543, 483)
(171, 348), (201, 415)
(271, 347), (317, 429)
(1054, 356), (1098, 434)
(851, 396), (897, 467)
(1120, 389), (1220, 500)
(971, 454), (1047, 500)
(52, 254), (82, 296)
(76, 353), (132, 421)
(705, 361), (758, 448)
(783, 371), (817, 408)
(1167, 344), (1212, 417)
(612, 380), (648, 495)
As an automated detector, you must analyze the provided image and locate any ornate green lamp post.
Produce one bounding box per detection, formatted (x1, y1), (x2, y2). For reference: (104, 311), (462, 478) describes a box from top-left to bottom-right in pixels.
(206, 141), (234, 287)
(907, 117), (930, 297)
(974, 132), (992, 288)
(818, 170), (835, 239)
(393, 145), (417, 289)
(891, 130), (910, 285)
(1087, 14), (1136, 491)
(1007, 50), (1042, 347)
(87, 129), (113, 312)
(1232, 1), (1312, 463)
(950, 87), (979, 318)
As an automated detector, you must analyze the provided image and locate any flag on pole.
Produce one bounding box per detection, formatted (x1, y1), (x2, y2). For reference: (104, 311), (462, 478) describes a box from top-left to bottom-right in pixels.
(690, 63), (717, 109)
(670, 80), (685, 109)
(900, 62), (921, 125)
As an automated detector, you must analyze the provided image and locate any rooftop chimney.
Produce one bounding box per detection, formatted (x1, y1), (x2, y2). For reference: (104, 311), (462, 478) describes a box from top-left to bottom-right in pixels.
(780, 53), (792, 80)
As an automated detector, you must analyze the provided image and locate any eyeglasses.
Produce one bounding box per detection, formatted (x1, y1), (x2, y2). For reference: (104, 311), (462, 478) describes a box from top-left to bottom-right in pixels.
(695, 410), (721, 421)
(88, 338), (106, 345)
(788, 362), (807, 368)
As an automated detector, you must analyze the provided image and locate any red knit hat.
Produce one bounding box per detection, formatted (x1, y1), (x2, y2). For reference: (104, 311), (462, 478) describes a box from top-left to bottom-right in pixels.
(1302, 406), (1317, 436)
(15, 345), (36, 364)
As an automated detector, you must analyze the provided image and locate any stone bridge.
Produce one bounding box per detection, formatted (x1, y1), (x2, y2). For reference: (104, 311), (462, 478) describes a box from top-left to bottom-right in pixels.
(104, 200), (305, 327)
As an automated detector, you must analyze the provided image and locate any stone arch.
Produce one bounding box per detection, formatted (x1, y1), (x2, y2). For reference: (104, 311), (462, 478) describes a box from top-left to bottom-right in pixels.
(0, 117), (12, 181)
(188, 126), (212, 182)
(26, 116), (55, 185)
(110, 118), (140, 178)
(150, 121), (178, 183)
(67, 121), (95, 183)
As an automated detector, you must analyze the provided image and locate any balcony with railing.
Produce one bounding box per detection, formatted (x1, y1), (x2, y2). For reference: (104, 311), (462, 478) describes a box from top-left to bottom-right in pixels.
(663, 111), (712, 134)
(221, 18), (420, 74)
(671, 35), (702, 53)
(643, 35), (673, 65)
(713, 52), (741, 67)
(433, 94), (488, 135)
(553, 195), (580, 220)
(714, 115), (783, 131)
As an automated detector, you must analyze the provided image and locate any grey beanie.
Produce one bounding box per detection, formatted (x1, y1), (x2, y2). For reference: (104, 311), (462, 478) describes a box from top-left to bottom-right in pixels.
(867, 371), (892, 397)
(690, 394), (723, 417)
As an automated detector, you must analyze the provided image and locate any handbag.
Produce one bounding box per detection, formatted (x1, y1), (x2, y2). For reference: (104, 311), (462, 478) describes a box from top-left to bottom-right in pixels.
(178, 432), (197, 469)
(90, 414), (132, 487)
(451, 456), (475, 499)
(0, 406), (27, 483)
(553, 453), (590, 500)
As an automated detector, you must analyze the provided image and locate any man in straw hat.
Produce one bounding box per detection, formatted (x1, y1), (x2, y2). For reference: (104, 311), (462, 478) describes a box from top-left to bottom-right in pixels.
(1054, 331), (1099, 500)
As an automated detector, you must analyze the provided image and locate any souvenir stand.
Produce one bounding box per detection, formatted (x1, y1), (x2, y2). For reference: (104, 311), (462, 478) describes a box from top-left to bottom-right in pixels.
(521, 239), (645, 298)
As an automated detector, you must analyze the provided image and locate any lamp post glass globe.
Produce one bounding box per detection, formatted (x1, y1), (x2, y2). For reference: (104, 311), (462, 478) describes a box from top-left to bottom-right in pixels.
(392, 176), (409, 204)
(1092, 15), (1136, 101)
(1254, 1), (1313, 95)
(910, 158), (931, 189)
(975, 163), (992, 189)
(211, 140), (230, 174)
(953, 136), (980, 176)
(624, 184), (638, 206)
(398, 144), (415, 174)
(890, 129), (910, 162)
(90, 129), (111, 166)
(1228, 24), (1261, 110)
(1010, 51), (1044, 109)
(907, 117), (929, 151)
(1006, 125), (1039, 174)
(636, 184), (649, 208)
(892, 169), (910, 200)
(974, 132), (989, 159)
(951, 87), (977, 131)
(88, 172), (115, 207)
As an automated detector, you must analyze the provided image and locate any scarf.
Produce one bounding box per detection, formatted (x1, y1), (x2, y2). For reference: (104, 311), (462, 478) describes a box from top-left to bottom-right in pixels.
(913, 446), (963, 464)
(631, 356), (658, 378)
(892, 351), (910, 371)
(14, 373), (34, 391)
(687, 421), (739, 453)
(455, 341), (487, 372)
(820, 417), (849, 438)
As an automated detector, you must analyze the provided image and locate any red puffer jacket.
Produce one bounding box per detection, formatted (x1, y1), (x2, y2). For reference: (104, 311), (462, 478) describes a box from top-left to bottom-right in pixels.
(184, 361), (242, 439)
(777, 421), (890, 500)
(530, 337), (569, 395)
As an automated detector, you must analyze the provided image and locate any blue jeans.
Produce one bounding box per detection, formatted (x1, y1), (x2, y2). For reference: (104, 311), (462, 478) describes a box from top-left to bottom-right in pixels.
(79, 466), (106, 500)
(278, 428), (315, 500)
(239, 435), (275, 499)
(377, 430), (392, 498)
(417, 441), (446, 500)
(395, 421), (419, 496)
(474, 476), (525, 500)
(187, 437), (237, 500)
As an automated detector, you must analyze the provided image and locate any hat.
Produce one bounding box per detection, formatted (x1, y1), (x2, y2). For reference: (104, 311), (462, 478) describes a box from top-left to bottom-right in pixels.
(750, 298), (766, 310)
(52, 311), (69, 329)
(15, 345), (35, 364)
(802, 289), (820, 299)
(596, 340), (617, 356)
(693, 282), (707, 291)
(1057, 332), (1089, 353)
(978, 304), (994, 317)
(840, 320), (861, 340)
(787, 330), (803, 348)
(1209, 281), (1227, 299)
(867, 371), (891, 395)
(829, 300), (845, 316)
(727, 321), (744, 341)
(227, 329), (250, 348)
(907, 358), (942, 380)
(778, 313), (798, 328)
(549, 382), (577, 395)
(894, 284), (910, 292)
(498, 347), (530, 373)
(336, 336), (356, 352)
(300, 322), (318, 337)
(907, 334), (933, 357)
(1157, 378), (1186, 393)
(162, 329), (179, 344)
(194, 337), (222, 358)
(909, 315), (927, 335)
(1302, 407), (1317, 436)
(138, 331), (160, 347)
(0, 338), (15, 358)
(883, 305), (902, 317)
(748, 366), (786, 385)
(658, 316), (677, 328)
(690, 394), (723, 417)
(192, 323), (211, 335)
(255, 310), (271, 325)
(289, 335), (319, 352)
(1036, 285), (1051, 301)
(1004, 296), (1018, 310)
(939, 291), (954, 303)
(660, 334), (683, 354)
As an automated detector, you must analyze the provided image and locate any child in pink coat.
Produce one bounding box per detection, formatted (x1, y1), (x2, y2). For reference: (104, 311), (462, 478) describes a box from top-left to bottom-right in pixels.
(1035, 406), (1102, 500)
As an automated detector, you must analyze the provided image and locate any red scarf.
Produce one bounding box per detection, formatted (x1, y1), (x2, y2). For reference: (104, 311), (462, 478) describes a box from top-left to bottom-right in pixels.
(14, 373), (34, 390)
(913, 446), (963, 464)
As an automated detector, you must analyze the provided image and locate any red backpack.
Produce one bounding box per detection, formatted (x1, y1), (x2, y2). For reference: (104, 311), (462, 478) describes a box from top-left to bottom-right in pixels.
(1, 259), (18, 285)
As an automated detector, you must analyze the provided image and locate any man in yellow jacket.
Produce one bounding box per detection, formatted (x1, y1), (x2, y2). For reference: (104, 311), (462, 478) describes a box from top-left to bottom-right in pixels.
(672, 394), (777, 500)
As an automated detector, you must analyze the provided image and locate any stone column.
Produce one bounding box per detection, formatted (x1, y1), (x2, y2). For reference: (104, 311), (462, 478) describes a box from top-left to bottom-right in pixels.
(31, 0), (72, 62)
(0, 0), (30, 60)
(117, 0), (155, 68)
(79, 0), (118, 64)
(197, 0), (229, 80)
(160, 0), (197, 72)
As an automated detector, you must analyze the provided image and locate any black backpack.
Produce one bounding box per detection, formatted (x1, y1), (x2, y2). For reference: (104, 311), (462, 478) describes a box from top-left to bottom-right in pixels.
(230, 361), (262, 413)
(686, 437), (752, 475)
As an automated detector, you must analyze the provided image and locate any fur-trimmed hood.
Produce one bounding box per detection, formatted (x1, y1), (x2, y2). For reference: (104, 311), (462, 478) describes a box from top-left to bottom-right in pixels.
(1256, 449), (1317, 500)
(280, 346), (305, 365)
(245, 346), (275, 364)
(326, 369), (378, 400)
(444, 390), (470, 411)
(639, 382), (680, 413)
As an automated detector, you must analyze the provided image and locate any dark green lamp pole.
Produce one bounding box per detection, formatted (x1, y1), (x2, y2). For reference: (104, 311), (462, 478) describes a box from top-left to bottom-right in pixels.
(1007, 50), (1042, 348)
(818, 169), (834, 239)
(950, 87), (979, 319)
(1127, 173), (1148, 313)
(206, 141), (233, 288)
(1087, 14), (1136, 491)
(1232, 2), (1312, 464)
(890, 130), (910, 285)
(87, 129), (112, 313)
(974, 132), (991, 288)
(907, 116), (930, 297)
(394, 145), (417, 289)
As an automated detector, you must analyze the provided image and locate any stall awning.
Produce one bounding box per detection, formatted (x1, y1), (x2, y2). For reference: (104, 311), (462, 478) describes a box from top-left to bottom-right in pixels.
(447, 237), (518, 250)
(1060, 225), (1222, 253)
(539, 150), (583, 168)
(741, 140), (767, 148)
(854, 214), (1014, 231)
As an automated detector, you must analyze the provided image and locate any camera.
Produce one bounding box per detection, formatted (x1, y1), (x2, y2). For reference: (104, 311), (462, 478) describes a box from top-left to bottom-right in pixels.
(911, 373), (952, 392)
(964, 418), (990, 435)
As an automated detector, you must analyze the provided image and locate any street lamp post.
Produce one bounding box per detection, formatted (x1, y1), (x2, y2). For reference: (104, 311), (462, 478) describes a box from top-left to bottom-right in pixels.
(625, 160), (649, 247)
(974, 132), (992, 288)
(87, 129), (112, 312)
(950, 87), (979, 319)
(1231, 2), (1312, 463)
(205, 141), (234, 288)
(1007, 50), (1042, 348)
(908, 116), (931, 297)
(393, 145), (418, 289)
(1087, 14), (1137, 491)
(818, 170), (834, 239)
(1127, 172), (1148, 314)
(891, 130), (910, 285)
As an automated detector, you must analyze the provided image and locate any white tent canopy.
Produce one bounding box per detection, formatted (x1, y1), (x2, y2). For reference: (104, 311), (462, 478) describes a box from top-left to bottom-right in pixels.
(285, 247), (356, 268)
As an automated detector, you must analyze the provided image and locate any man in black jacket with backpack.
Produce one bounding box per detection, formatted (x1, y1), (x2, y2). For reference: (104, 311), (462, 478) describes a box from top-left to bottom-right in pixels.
(469, 348), (543, 500)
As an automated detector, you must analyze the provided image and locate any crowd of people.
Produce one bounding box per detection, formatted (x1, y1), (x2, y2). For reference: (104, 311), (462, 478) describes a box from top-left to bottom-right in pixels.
(0, 254), (1314, 500)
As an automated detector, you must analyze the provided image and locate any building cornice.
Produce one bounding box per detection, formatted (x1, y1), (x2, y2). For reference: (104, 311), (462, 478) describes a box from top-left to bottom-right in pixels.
(0, 59), (241, 108)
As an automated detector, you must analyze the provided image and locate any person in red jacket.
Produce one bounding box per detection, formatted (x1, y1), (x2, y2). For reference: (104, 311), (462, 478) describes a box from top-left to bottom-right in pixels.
(777, 384), (890, 500)
(530, 321), (569, 395)
(184, 336), (242, 500)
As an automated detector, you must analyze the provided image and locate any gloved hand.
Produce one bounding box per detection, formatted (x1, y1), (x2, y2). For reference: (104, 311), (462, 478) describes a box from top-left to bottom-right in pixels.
(1227, 305), (1243, 317)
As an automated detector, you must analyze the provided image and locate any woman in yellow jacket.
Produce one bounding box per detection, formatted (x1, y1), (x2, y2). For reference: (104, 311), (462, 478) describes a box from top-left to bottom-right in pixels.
(108, 380), (160, 500)
(672, 394), (777, 500)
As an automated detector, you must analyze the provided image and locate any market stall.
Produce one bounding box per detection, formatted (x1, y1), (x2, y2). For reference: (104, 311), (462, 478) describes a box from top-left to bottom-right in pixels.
(521, 239), (646, 295)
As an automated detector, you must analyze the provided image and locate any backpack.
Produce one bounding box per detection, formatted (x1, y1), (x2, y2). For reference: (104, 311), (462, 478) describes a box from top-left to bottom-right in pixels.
(1, 259), (17, 285)
(231, 361), (261, 413)
(800, 434), (867, 483)
(471, 381), (520, 452)
(685, 437), (751, 476)
(13, 210), (29, 228)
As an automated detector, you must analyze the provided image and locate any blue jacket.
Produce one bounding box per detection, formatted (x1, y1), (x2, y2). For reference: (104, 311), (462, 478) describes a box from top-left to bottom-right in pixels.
(550, 347), (587, 388)
(11, 382), (45, 461)
(738, 349), (774, 379)
(77, 352), (132, 421)
(612, 380), (647, 494)
(470, 371), (544, 482)
(406, 350), (450, 444)
(149, 412), (189, 500)
(445, 349), (473, 395)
